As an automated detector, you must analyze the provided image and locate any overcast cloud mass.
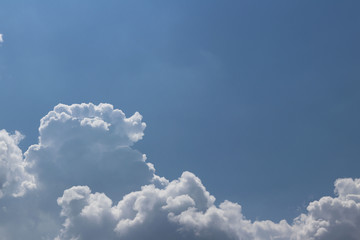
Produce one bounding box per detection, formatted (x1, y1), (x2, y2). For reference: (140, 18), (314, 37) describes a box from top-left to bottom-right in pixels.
(0, 103), (359, 240)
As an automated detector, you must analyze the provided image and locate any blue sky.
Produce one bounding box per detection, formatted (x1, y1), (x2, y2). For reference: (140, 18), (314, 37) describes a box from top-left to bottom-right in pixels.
(0, 0), (360, 233)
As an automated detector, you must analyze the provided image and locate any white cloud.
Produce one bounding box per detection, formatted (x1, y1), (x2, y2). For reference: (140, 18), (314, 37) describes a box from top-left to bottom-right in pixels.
(1, 102), (360, 240)
(0, 130), (36, 198)
(0, 103), (157, 239)
(0, 34), (3, 43)
(27, 103), (155, 198)
(38, 103), (146, 148)
(55, 176), (360, 240)
(292, 178), (360, 240)
(55, 172), (218, 240)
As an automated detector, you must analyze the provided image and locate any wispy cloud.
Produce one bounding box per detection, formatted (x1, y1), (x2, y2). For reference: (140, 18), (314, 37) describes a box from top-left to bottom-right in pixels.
(0, 34), (3, 43)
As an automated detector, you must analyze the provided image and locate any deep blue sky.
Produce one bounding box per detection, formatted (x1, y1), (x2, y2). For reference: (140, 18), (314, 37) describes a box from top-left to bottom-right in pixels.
(1, 0), (359, 222)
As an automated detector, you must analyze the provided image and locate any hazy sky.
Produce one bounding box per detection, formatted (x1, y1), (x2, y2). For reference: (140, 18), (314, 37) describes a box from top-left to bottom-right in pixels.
(0, 1), (360, 239)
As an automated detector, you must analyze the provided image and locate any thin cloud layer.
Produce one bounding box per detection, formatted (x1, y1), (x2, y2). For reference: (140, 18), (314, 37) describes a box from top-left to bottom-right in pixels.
(0, 103), (359, 240)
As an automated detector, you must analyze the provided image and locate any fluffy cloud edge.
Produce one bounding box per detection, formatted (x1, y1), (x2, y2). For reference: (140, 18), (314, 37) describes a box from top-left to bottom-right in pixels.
(0, 129), (36, 198)
(55, 174), (360, 240)
(1, 102), (360, 240)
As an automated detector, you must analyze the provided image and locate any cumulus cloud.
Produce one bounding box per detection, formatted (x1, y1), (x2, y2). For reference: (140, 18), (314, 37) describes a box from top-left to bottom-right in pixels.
(292, 178), (360, 240)
(26, 103), (155, 199)
(55, 176), (360, 240)
(55, 172), (221, 240)
(38, 103), (146, 148)
(0, 130), (35, 198)
(0, 102), (360, 240)
(0, 103), (158, 239)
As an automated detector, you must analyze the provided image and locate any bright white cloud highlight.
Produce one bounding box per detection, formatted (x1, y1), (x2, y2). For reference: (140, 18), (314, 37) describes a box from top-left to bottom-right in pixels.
(0, 103), (156, 239)
(0, 130), (35, 198)
(0, 34), (3, 43)
(0, 103), (359, 240)
(39, 103), (146, 148)
(55, 176), (360, 240)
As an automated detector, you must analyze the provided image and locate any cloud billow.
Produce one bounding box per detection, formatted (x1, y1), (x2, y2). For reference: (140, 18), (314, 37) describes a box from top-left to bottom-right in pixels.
(0, 130), (35, 199)
(0, 103), (360, 240)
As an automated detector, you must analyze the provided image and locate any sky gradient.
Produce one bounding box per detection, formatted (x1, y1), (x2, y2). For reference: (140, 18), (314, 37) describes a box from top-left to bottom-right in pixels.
(0, 1), (360, 239)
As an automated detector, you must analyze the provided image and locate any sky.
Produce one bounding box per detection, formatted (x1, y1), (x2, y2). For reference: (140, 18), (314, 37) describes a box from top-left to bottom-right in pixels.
(0, 1), (360, 239)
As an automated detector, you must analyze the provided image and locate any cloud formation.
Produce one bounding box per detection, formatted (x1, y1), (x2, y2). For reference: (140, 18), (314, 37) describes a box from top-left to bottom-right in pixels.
(0, 34), (3, 43)
(0, 130), (35, 198)
(0, 103), (158, 239)
(55, 174), (360, 240)
(0, 103), (359, 240)
(27, 103), (155, 199)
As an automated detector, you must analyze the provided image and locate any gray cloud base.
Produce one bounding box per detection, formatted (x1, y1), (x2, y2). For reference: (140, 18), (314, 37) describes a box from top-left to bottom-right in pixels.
(0, 103), (359, 240)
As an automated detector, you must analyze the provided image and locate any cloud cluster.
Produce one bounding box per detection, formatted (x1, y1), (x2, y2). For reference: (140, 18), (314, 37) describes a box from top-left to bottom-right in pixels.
(292, 178), (360, 240)
(55, 171), (216, 240)
(1, 103), (360, 240)
(54, 173), (360, 240)
(0, 103), (156, 239)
